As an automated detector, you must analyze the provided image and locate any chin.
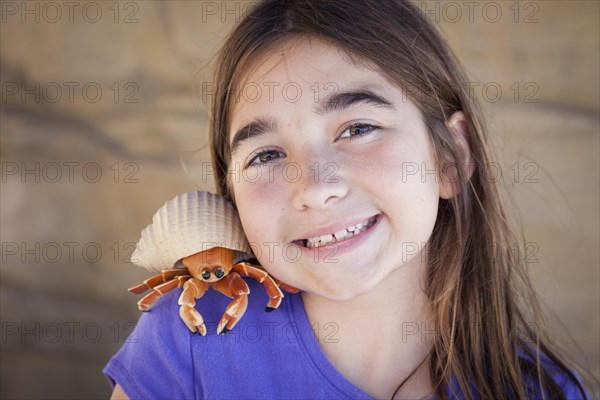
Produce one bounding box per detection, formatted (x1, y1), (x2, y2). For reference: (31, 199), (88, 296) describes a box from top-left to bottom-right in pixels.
(311, 276), (382, 302)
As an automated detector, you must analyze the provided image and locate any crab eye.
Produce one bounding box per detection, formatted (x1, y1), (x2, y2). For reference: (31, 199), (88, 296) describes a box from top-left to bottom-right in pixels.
(215, 268), (225, 278)
(201, 270), (211, 280)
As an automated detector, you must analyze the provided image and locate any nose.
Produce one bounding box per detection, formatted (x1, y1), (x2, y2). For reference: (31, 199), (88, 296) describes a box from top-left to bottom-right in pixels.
(291, 160), (348, 211)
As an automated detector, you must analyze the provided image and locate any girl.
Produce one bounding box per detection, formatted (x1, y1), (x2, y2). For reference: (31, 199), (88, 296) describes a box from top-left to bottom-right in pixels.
(105, 0), (592, 398)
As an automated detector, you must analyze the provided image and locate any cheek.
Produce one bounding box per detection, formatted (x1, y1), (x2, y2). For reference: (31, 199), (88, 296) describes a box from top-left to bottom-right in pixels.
(233, 178), (284, 242)
(366, 134), (440, 235)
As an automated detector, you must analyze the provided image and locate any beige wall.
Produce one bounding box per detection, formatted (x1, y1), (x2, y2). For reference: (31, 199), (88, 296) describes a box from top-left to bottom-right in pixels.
(1, 1), (598, 398)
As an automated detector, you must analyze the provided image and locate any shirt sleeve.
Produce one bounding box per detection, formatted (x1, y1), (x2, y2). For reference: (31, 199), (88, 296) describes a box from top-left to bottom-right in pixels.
(530, 353), (592, 399)
(103, 290), (197, 399)
(551, 368), (592, 400)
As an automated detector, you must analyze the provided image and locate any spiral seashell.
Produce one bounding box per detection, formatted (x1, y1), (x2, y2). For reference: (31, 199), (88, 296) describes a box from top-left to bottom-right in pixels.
(131, 191), (253, 273)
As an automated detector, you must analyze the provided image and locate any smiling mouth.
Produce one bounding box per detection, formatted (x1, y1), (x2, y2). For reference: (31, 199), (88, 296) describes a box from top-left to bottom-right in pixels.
(294, 214), (381, 249)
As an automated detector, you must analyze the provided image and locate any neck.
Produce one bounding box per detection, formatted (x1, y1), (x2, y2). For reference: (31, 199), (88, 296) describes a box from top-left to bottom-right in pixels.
(301, 258), (435, 399)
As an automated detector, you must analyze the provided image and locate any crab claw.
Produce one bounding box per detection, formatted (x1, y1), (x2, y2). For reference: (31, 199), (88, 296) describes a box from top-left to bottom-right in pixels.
(179, 304), (207, 336)
(217, 294), (248, 335)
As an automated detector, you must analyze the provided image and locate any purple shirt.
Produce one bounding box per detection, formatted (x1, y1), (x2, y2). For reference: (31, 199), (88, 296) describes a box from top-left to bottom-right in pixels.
(103, 280), (588, 399)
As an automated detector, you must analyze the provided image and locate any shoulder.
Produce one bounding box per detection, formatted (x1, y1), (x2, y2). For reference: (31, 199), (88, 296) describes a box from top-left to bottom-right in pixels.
(518, 345), (590, 399)
(103, 288), (197, 399)
(104, 278), (307, 399)
(542, 357), (590, 399)
(446, 347), (591, 399)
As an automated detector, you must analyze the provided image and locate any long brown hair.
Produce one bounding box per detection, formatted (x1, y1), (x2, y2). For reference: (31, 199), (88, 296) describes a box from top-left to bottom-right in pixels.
(207, 1), (592, 398)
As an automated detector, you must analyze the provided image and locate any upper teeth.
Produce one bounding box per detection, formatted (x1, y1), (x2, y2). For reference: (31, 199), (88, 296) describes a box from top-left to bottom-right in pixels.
(305, 216), (377, 248)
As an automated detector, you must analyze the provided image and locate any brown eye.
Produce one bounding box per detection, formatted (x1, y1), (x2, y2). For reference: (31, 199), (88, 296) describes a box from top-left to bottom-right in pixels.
(338, 123), (379, 140)
(247, 149), (285, 167)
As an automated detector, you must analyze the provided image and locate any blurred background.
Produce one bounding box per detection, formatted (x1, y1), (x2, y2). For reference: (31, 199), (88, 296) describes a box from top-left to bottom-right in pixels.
(1, 1), (598, 398)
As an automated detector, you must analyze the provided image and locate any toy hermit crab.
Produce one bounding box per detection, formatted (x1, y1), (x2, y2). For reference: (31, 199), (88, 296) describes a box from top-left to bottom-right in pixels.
(128, 191), (298, 335)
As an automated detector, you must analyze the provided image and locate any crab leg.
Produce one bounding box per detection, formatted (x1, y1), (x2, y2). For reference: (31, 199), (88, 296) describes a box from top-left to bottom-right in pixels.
(214, 272), (249, 334)
(178, 278), (209, 336)
(234, 263), (286, 310)
(272, 276), (301, 294)
(128, 268), (190, 294)
(137, 275), (189, 311)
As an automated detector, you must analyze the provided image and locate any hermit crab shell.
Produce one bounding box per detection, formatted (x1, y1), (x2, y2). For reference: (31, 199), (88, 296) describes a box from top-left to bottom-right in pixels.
(131, 191), (254, 273)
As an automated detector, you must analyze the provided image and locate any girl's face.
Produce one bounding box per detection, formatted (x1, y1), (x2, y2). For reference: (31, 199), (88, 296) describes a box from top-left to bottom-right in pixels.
(228, 38), (441, 301)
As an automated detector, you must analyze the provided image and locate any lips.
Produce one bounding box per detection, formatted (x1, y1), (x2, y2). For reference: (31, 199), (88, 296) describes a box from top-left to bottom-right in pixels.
(293, 214), (381, 248)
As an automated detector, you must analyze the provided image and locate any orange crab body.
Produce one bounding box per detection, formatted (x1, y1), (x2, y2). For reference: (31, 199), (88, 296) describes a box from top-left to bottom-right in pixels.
(128, 247), (298, 335)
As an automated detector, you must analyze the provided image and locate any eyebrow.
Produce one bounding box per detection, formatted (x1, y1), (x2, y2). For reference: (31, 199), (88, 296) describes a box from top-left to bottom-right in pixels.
(229, 89), (395, 155)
